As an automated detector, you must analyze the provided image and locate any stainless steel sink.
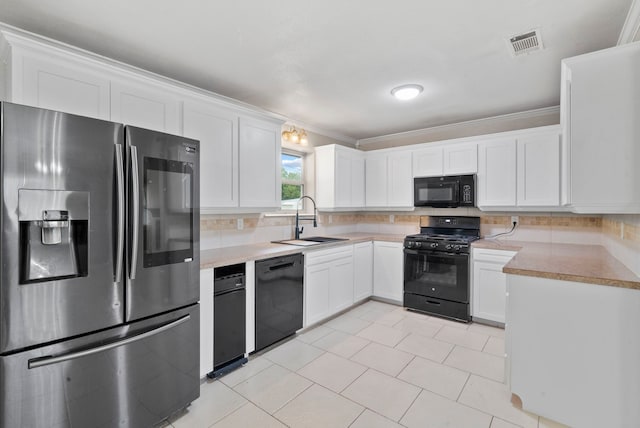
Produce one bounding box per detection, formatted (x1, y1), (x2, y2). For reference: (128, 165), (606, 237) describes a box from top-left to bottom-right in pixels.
(271, 236), (349, 246)
(298, 236), (349, 243)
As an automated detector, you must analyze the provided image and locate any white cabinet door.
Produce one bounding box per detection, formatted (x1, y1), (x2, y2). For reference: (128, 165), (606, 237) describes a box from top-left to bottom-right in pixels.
(353, 242), (373, 302)
(472, 249), (516, 324)
(373, 241), (403, 302)
(443, 142), (478, 175)
(110, 80), (180, 134)
(477, 138), (517, 207)
(315, 145), (364, 210)
(561, 42), (640, 213)
(238, 117), (281, 208)
(329, 257), (354, 313)
(365, 154), (388, 207)
(412, 147), (443, 177)
(517, 131), (561, 207)
(304, 262), (331, 326)
(351, 155), (366, 207)
(387, 152), (413, 207)
(184, 100), (239, 208)
(199, 268), (214, 378)
(334, 150), (352, 207)
(20, 56), (111, 120)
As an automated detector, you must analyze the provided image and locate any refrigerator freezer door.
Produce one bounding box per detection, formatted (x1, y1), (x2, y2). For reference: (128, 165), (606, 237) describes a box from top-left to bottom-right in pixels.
(0, 305), (200, 428)
(126, 126), (200, 321)
(0, 103), (125, 354)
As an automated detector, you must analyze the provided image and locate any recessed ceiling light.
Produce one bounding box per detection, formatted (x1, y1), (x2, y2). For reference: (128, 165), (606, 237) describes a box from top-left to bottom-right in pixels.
(391, 84), (423, 101)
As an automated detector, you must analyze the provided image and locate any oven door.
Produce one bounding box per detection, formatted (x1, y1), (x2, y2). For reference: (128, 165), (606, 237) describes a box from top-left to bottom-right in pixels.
(403, 249), (469, 303)
(414, 177), (460, 207)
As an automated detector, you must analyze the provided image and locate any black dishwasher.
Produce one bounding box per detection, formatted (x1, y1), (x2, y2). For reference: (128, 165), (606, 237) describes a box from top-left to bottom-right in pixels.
(255, 253), (304, 352)
(213, 263), (246, 377)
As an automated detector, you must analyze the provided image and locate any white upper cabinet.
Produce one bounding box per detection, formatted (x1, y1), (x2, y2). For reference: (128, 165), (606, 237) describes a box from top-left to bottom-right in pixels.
(517, 131), (560, 207)
(412, 142), (477, 178)
(183, 99), (239, 208)
(315, 144), (365, 210)
(387, 152), (413, 207)
(365, 151), (413, 208)
(239, 117), (281, 209)
(443, 142), (478, 175)
(0, 28), (285, 213)
(477, 126), (561, 210)
(110, 79), (181, 134)
(561, 42), (640, 213)
(1, 32), (111, 120)
(412, 147), (443, 177)
(365, 153), (388, 207)
(477, 138), (517, 208)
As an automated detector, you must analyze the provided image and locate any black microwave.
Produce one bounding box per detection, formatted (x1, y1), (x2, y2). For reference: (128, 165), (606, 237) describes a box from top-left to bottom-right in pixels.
(414, 175), (475, 208)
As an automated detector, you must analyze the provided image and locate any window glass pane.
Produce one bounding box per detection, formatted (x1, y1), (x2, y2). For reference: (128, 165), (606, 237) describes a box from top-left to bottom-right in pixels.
(281, 153), (302, 182)
(282, 184), (302, 209)
(281, 152), (304, 210)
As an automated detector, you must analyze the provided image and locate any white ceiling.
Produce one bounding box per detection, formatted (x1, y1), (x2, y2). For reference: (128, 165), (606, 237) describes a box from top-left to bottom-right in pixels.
(0, 0), (633, 140)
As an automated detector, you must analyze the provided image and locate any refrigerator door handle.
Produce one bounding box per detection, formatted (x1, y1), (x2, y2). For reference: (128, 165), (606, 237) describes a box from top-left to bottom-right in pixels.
(28, 314), (191, 369)
(129, 144), (140, 280)
(115, 143), (125, 283)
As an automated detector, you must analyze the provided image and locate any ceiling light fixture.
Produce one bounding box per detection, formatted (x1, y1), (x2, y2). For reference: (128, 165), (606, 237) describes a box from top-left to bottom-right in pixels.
(391, 84), (423, 101)
(282, 126), (308, 145)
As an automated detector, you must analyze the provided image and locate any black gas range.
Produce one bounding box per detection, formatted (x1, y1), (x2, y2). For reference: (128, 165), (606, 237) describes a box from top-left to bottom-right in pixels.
(403, 216), (480, 322)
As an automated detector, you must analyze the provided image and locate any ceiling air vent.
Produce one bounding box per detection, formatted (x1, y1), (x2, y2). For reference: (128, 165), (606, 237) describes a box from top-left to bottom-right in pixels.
(508, 30), (543, 56)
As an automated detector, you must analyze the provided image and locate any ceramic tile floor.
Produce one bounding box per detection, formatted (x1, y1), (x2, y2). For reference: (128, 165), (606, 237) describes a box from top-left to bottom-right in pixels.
(168, 301), (569, 428)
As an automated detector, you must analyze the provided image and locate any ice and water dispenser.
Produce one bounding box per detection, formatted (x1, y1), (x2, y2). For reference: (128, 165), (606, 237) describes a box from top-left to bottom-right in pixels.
(18, 189), (89, 283)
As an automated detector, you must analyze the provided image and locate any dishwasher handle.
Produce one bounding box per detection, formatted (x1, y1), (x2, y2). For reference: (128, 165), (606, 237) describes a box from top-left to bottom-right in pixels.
(268, 262), (295, 271)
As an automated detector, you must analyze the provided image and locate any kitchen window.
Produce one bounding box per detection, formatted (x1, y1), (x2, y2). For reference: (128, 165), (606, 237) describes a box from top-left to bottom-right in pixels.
(281, 151), (304, 210)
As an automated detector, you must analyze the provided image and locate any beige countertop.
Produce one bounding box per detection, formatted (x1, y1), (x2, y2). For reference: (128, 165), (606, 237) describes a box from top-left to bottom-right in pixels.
(473, 239), (640, 290)
(200, 232), (405, 269)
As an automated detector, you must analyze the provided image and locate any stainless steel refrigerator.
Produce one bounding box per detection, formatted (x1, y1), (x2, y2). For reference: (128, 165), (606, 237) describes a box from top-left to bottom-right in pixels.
(0, 103), (201, 428)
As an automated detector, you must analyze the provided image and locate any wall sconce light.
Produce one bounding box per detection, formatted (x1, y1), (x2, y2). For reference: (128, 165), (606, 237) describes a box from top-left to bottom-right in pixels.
(282, 126), (308, 145)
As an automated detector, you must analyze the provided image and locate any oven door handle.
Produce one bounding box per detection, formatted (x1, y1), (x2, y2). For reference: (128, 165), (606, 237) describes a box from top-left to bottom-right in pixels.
(404, 249), (465, 258)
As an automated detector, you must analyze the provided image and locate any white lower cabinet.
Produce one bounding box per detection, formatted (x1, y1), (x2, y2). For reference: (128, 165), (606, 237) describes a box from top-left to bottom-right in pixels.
(353, 241), (373, 302)
(304, 245), (354, 326)
(199, 268), (214, 378)
(471, 248), (516, 324)
(373, 241), (404, 302)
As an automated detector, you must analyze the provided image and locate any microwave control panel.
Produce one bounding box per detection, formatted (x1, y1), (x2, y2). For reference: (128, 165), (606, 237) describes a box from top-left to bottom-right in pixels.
(462, 184), (472, 203)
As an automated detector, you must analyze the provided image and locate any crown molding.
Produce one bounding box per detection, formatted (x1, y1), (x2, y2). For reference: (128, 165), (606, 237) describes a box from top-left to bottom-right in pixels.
(0, 22), (287, 123)
(356, 106), (560, 148)
(618, 0), (640, 44)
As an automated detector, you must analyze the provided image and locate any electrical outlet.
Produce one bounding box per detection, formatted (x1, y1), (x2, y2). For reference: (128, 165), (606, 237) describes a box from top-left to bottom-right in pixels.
(237, 218), (244, 230)
(511, 216), (519, 224)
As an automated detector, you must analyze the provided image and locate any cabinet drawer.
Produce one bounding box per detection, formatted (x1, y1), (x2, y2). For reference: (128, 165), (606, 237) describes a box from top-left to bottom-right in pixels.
(305, 245), (353, 266)
(473, 248), (517, 264)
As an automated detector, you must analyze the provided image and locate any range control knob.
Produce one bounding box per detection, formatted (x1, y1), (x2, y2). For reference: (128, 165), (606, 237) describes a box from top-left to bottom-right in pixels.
(415, 242), (422, 248)
(453, 245), (461, 251)
(445, 244), (453, 250)
(429, 242), (438, 248)
(406, 241), (414, 248)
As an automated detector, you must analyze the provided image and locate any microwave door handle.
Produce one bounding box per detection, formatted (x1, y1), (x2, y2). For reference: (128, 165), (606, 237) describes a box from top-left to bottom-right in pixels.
(129, 145), (140, 280)
(114, 143), (125, 284)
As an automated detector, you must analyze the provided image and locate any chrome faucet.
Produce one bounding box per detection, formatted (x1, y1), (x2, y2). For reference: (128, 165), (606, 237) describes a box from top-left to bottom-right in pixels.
(294, 195), (317, 239)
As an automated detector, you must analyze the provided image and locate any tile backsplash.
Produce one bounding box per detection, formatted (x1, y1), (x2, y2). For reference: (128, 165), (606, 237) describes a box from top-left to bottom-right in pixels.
(200, 210), (640, 276)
